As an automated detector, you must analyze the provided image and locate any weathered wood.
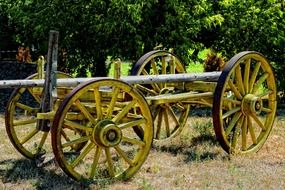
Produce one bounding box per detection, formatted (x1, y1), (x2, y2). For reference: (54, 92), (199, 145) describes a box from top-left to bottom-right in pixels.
(120, 72), (221, 84)
(38, 30), (59, 132)
(146, 91), (213, 105)
(0, 72), (222, 89)
(185, 81), (217, 92)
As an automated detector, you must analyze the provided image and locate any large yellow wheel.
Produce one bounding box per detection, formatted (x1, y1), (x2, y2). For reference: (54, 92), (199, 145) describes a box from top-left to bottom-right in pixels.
(131, 50), (190, 140)
(51, 79), (153, 181)
(5, 72), (71, 159)
(213, 51), (277, 154)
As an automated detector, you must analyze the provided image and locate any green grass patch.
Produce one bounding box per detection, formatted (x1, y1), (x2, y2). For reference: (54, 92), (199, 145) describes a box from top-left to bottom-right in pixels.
(108, 62), (132, 77)
(108, 61), (203, 76)
(186, 63), (204, 73)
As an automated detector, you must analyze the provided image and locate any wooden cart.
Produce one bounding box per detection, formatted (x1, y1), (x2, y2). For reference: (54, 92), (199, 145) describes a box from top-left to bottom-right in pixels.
(2, 31), (277, 181)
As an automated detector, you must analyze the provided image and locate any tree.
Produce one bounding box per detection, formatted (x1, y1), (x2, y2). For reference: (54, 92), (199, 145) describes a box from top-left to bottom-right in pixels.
(1, 0), (285, 94)
(1, 0), (216, 76)
(207, 0), (285, 92)
(2, 0), (155, 76)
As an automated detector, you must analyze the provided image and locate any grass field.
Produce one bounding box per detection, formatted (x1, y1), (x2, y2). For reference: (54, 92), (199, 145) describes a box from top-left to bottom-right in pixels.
(108, 62), (204, 77)
(0, 108), (285, 190)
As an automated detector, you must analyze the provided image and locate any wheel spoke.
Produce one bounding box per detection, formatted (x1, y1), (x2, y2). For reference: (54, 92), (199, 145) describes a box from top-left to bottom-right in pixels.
(114, 146), (134, 166)
(261, 106), (272, 113)
(222, 107), (241, 120)
(118, 118), (146, 130)
(135, 84), (158, 95)
(112, 100), (136, 123)
(162, 56), (167, 74)
(61, 130), (71, 142)
(252, 73), (269, 94)
(36, 132), (49, 154)
(142, 69), (161, 91)
(62, 136), (90, 148)
(105, 148), (115, 177)
(89, 146), (102, 179)
(15, 102), (39, 113)
(142, 68), (149, 75)
(64, 119), (93, 132)
(156, 110), (163, 139)
(223, 98), (241, 105)
(228, 80), (243, 100)
(75, 99), (96, 124)
(235, 65), (245, 95)
(166, 105), (179, 127)
(106, 87), (120, 118)
(169, 55), (175, 74)
(163, 109), (170, 137)
(231, 116), (244, 150)
(250, 113), (266, 131)
(13, 118), (37, 126)
(243, 58), (251, 93)
(241, 116), (248, 151)
(248, 116), (257, 144)
(249, 62), (261, 93)
(27, 88), (41, 103)
(122, 136), (146, 146)
(70, 142), (94, 168)
(94, 87), (103, 119)
(152, 106), (161, 119)
(151, 59), (159, 75)
(20, 128), (39, 144)
(174, 102), (186, 111)
(225, 112), (242, 136)
(257, 89), (273, 99)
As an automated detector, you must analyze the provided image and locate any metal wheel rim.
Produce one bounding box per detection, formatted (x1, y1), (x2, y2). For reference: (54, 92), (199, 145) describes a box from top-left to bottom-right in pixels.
(213, 51), (277, 154)
(5, 72), (71, 159)
(131, 50), (190, 140)
(51, 79), (153, 181)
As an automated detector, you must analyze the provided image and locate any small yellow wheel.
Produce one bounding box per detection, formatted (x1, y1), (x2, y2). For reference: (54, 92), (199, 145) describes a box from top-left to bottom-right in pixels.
(131, 50), (190, 140)
(51, 79), (153, 181)
(5, 72), (71, 159)
(213, 51), (277, 154)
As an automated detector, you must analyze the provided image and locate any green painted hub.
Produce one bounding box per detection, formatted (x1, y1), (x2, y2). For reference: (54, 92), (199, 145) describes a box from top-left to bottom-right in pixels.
(241, 94), (263, 115)
(93, 120), (122, 147)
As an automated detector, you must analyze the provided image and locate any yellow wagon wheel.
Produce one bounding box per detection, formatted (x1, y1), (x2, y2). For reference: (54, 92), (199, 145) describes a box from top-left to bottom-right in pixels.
(5, 72), (71, 159)
(213, 51), (277, 154)
(131, 50), (190, 140)
(51, 79), (153, 181)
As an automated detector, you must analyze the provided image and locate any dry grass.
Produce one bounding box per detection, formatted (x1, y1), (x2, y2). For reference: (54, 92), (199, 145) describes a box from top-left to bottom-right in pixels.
(0, 108), (285, 190)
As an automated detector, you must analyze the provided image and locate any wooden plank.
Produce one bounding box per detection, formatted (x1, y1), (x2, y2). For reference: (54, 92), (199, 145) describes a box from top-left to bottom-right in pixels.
(0, 72), (222, 88)
(146, 91), (213, 105)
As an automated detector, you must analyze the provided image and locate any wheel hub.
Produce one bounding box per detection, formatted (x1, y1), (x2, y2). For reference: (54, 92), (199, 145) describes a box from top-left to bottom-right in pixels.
(92, 120), (122, 147)
(241, 94), (263, 115)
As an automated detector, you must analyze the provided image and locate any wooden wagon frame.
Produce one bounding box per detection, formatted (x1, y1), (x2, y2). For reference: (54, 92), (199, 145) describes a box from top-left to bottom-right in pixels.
(2, 31), (277, 181)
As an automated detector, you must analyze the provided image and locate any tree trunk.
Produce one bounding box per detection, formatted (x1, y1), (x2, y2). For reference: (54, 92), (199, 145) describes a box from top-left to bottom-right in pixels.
(92, 54), (108, 77)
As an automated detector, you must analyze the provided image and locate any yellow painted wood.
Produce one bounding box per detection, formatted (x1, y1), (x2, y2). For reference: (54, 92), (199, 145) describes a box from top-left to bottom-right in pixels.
(184, 81), (217, 92)
(37, 111), (55, 120)
(51, 79), (153, 181)
(5, 72), (71, 159)
(132, 50), (191, 140)
(213, 52), (277, 155)
(146, 91), (213, 105)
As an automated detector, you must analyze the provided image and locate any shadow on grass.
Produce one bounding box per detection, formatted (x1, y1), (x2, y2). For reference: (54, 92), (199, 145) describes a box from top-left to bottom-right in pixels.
(0, 158), (94, 190)
(153, 133), (229, 163)
(276, 107), (285, 117)
(189, 106), (212, 117)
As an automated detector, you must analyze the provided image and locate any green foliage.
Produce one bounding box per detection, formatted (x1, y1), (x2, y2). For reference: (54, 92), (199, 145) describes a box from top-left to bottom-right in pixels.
(1, 0), (285, 92)
(207, 0), (285, 92)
